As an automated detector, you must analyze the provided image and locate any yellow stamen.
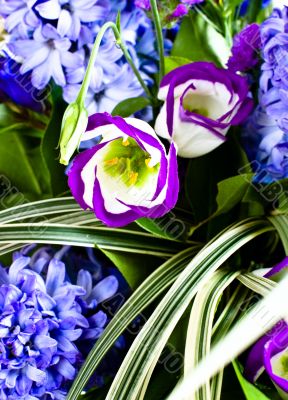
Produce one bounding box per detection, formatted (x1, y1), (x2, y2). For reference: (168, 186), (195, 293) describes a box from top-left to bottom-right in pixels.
(122, 138), (130, 147)
(145, 158), (153, 169)
(105, 157), (119, 166)
(128, 171), (138, 186)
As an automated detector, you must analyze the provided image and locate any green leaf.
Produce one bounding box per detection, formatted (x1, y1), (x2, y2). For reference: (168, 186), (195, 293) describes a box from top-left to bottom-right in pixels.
(66, 247), (198, 399)
(111, 97), (150, 118)
(102, 250), (161, 289)
(41, 86), (68, 196)
(0, 132), (49, 199)
(0, 223), (189, 257)
(269, 215), (288, 256)
(168, 274), (288, 399)
(164, 56), (192, 74)
(233, 361), (270, 400)
(215, 174), (254, 216)
(136, 213), (188, 241)
(0, 104), (17, 126)
(185, 269), (240, 400)
(185, 134), (251, 224)
(172, 13), (230, 67)
(104, 219), (273, 399)
(247, 0), (263, 23)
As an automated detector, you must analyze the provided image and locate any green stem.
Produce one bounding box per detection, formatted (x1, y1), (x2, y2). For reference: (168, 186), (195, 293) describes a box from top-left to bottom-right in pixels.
(150, 0), (165, 82)
(77, 21), (152, 106)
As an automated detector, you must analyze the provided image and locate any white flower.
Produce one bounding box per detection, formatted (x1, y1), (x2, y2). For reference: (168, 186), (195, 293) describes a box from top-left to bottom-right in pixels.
(155, 62), (253, 158)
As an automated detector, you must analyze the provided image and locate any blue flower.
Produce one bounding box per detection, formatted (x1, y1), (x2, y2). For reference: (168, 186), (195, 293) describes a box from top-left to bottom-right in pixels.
(8, 23), (83, 89)
(62, 7), (155, 115)
(1, 0), (158, 115)
(241, 7), (288, 182)
(0, 56), (46, 112)
(259, 7), (288, 133)
(34, 0), (108, 41)
(0, 0), (39, 38)
(242, 106), (288, 182)
(0, 245), (123, 399)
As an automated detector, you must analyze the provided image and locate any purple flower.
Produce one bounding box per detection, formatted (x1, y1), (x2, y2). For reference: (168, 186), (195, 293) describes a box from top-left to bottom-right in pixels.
(154, 62), (253, 158)
(169, 4), (189, 19)
(227, 23), (261, 73)
(0, 245), (120, 399)
(9, 23), (83, 89)
(68, 113), (179, 227)
(181, 0), (204, 4)
(0, 56), (46, 113)
(245, 258), (288, 398)
(134, 0), (151, 10)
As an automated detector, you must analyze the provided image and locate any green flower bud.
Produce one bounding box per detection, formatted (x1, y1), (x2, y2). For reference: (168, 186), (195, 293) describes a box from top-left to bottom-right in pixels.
(59, 102), (88, 165)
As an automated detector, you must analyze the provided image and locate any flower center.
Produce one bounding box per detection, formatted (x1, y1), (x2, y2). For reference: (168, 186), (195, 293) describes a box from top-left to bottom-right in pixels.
(271, 350), (288, 380)
(182, 89), (210, 117)
(103, 138), (159, 188)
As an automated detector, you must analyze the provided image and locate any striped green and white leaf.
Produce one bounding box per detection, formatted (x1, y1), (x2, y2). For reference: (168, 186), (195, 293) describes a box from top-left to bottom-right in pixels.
(184, 269), (241, 400)
(167, 274), (288, 400)
(103, 219), (273, 400)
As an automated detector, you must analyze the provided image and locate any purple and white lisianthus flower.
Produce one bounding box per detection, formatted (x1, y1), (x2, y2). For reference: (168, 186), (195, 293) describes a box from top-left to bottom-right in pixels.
(245, 257), (288, 399)
(154, 62), (253, 158)
(68, 113), (179, 227)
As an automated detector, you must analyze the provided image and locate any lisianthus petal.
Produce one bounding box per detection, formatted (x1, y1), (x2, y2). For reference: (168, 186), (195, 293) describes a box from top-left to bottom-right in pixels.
(68, 146), (100, 210)
(263, 327), (288, 393)
(245, 334), (271, 382)
(156, 62), (252, 157)
(265, 257), (288, 279)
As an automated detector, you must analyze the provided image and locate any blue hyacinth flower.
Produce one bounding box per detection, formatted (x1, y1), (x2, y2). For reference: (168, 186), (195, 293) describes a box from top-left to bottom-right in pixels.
(0, 245), (127, 399)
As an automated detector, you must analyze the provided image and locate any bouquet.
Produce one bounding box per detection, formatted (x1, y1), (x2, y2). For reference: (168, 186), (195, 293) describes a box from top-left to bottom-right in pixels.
(0, 0), (288, 398)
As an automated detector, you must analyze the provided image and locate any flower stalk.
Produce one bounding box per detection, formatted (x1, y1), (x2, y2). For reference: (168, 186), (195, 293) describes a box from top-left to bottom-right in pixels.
(59, 20), (153, 166)
(150, 0), (165, 81)
(77, 21), (152, 105)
